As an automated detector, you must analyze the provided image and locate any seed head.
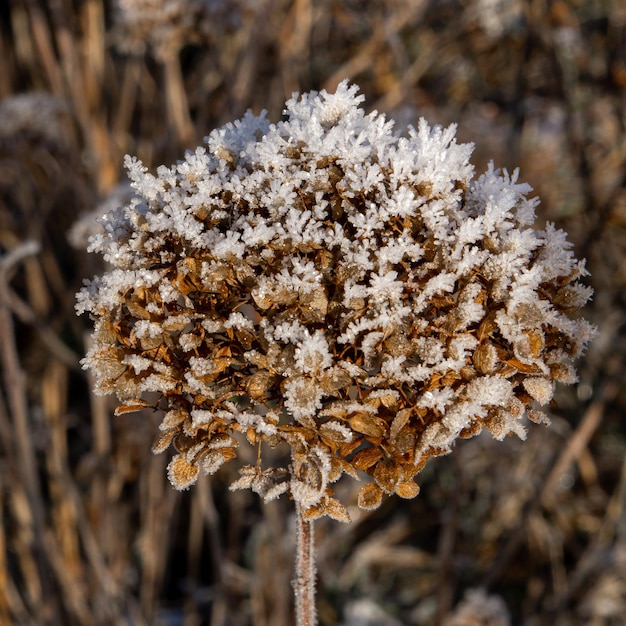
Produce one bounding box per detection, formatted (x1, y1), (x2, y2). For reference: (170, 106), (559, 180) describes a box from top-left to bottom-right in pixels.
(77, 81), (595, 521)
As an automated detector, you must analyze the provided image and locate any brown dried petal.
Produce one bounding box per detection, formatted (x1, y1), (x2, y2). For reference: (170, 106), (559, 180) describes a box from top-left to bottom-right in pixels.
(357, 483), (383, 510)
(167, 453), (199, 490)
(162, 315), (193, 332)
(322, 497), (351, 523)
(229, 465), (257, 491)
(483, 410), (509, 440)
(337, 457), (359, 480)
(390, 408), (412, 444)
(349, 413), (388, 438)
(319, 421), (352, 444)
(527, 409), (551, 426)
(373, 459), (402, 492)
(246, 369), (275, 401)
(198, 448), (237, 475)
(126, 301), (151, 320)
(523, 377), (555, 405)
(365, 390), (400, 411)
(394, 479), (420, 499)
(151, 428), (177, 454)
(351, 446), (384, 470)
(173, 433), (198, 453)
(300, 289), (328, 322)
(504, 358), (543, 374)
(139, 334), (164, 351)
(160, 408), (189, 431)
(114, 398), (152, 415)
(550, 363), (578, 385)
(319, 368), (352, 394)
(473, 342), (498, 375)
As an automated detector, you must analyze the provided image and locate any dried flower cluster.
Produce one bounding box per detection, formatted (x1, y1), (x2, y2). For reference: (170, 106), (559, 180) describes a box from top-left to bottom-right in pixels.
(77, 81), (595, 522)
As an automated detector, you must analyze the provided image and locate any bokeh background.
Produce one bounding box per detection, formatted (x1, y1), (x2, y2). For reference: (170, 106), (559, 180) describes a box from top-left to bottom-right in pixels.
(0, 1), (625, 624)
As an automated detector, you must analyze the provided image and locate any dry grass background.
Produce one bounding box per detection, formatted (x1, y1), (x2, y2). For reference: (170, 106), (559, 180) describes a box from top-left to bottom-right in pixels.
(0, 0), (624, 624)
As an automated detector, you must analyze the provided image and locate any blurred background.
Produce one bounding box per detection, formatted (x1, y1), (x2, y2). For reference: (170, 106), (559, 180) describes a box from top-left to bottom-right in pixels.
(0, 1), (624, 624)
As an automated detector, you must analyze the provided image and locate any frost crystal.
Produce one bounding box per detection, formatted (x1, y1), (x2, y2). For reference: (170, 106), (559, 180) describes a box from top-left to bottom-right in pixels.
(78, 81), (595, 520)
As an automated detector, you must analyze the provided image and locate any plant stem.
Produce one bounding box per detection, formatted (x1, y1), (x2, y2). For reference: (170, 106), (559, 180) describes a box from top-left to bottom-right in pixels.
(293, 505), (317, 626)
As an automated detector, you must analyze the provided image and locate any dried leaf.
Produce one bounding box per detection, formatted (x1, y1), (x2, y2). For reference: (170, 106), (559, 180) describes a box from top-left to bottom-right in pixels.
(459, 421), (482, 439)
(477, 312), (497, 341)
(319, 402), (349, 419)
(319, 368), (352, 394)
(262, 479), (290, 503)
(337, 457), (359, 480)
(550, 363), (577, 385)
(138, 331), (164, 351)
(328, 456), (344, 482)
(301, 503), (326, 521)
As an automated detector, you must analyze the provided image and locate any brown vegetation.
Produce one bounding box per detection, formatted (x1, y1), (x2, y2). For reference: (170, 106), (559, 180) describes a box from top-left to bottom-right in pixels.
(0, 1), (624, 624)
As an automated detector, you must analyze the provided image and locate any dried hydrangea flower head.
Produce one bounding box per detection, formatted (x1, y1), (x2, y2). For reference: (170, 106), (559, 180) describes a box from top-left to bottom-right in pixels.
(77, 81), (595, 522)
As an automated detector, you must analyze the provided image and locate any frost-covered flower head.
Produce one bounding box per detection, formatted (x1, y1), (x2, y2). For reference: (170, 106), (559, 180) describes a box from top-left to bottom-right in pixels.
(77, 81), (595, 521)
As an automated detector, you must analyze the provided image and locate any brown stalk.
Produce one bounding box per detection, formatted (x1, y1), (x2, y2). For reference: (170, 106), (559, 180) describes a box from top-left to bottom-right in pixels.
(162, 51), (194, 146)
(23, 0), (64, 95)
(0, 476), (12, 624)
(138, 451), (179, 622)
(0, 243), (50, 619)
(540, 382), (617, 508)
(0, 241), (43, 508)
(482, 383), (617, 589)
(293, 504), (317, 626)
(5, 285), (80, 370)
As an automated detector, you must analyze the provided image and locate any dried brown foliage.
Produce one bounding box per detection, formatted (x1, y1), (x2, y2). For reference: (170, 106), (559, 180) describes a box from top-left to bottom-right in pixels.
(0, 1), (624, 625)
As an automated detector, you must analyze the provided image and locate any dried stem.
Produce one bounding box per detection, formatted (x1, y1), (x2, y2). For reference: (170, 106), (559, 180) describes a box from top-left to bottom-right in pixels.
(293, 505), (317, 626)
(0, 241), (44, 528)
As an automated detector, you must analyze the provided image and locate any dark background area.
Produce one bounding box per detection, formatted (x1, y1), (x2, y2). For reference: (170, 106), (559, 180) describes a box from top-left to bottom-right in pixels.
(0, 1), (624, 624)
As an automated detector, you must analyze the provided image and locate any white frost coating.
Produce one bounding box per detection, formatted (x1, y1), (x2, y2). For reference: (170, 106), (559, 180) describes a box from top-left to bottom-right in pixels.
(294, 331), (333, 375)
(78, 80), (595, 511)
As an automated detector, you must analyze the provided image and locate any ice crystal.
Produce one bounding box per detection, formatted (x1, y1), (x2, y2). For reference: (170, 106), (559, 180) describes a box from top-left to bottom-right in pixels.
(78, 81), (595, 521)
